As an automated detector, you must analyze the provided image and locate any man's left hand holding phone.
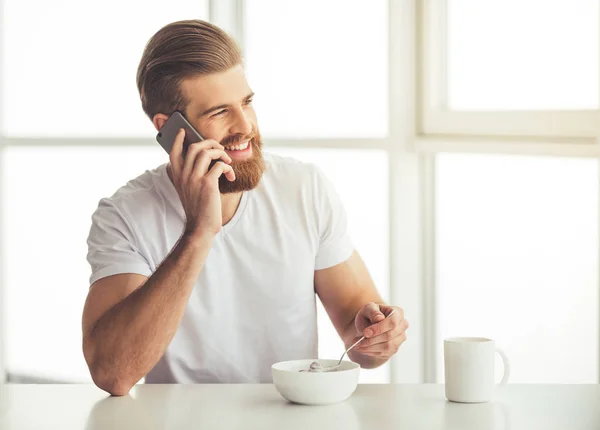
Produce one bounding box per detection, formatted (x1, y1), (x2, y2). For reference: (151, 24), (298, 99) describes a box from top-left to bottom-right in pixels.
(156, 110), (235, 241)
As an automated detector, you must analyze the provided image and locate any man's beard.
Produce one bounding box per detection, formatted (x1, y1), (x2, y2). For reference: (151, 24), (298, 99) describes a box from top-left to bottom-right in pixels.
(218, 129), (266, 194)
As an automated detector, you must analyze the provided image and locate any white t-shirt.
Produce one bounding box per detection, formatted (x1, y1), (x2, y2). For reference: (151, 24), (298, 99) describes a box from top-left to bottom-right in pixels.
(86, 153), (354, 383)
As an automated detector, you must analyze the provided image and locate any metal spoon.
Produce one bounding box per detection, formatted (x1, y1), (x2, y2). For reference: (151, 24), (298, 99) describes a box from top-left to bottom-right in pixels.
(303, 309), (397, 373)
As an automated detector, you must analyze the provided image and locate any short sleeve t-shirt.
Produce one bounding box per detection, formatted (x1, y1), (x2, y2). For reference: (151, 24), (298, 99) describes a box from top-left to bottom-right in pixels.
(86, 152), (354, 383)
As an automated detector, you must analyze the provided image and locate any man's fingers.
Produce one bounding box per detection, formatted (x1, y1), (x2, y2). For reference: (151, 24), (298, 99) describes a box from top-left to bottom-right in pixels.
(182, 141), (227, 181)
(356, 332), (408, 356)
(362, 313), (399, 339)
(380, 304), (403, 320)
(169, 128), (186, 178)
(363, 307), (404, 338)
(191, 149), (232, 179)
(359, 319), (409, 348)
(361, 302), (385, 325)
(205, 161), (236, 183)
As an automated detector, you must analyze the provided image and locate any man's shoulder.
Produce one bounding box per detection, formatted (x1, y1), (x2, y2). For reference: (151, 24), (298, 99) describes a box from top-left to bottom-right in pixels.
(261, 152), (319, 184)
(94, 164), (167, 217)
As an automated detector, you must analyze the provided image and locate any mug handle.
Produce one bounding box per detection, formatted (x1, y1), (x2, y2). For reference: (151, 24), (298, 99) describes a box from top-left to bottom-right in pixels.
(496, 347), (511, 385)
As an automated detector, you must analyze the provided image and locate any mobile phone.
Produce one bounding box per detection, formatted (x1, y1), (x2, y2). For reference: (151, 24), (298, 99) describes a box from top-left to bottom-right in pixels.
(156, 111), (203, 156)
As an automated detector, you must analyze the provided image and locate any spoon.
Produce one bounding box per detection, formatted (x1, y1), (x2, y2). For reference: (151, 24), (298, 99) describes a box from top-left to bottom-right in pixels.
(303, 309), (397, 373)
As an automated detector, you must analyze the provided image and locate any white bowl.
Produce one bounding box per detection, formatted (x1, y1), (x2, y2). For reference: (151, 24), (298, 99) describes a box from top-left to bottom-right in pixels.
(271, 359), (360, 406)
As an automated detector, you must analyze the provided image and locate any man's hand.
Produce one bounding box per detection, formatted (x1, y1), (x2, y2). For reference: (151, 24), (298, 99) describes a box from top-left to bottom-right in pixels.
(352, 302), (409, 358)
(168, 128), (236, 241)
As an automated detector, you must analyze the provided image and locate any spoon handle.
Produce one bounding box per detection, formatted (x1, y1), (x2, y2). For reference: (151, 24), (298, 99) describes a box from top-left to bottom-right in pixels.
(339, 309), (397, 365)
(344, 336), (366, 356)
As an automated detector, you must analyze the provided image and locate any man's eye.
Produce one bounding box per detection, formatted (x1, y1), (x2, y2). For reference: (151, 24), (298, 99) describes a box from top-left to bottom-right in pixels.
(212, 109), (227, 117)
(245, 98), (253, 105)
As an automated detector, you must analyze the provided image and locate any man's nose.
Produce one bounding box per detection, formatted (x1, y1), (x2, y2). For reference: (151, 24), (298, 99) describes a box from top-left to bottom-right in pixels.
(229, 108), (253, 136)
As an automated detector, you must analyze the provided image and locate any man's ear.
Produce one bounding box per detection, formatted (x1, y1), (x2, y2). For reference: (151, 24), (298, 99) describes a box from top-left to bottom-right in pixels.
(153, 113), (169, 132)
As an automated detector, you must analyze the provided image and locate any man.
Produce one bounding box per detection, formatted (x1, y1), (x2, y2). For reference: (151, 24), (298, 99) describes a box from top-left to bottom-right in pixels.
(82, 19), (409, 396)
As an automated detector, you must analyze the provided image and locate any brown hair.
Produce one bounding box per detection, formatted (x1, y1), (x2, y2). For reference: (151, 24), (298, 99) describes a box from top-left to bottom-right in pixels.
(136, 20), (242, 120)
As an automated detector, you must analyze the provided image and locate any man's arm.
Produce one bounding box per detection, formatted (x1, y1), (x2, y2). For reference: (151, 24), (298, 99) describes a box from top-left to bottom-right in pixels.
(83, 133), (235, 396)
(82, 233), (212, 396)
(314, 250), (409, 369)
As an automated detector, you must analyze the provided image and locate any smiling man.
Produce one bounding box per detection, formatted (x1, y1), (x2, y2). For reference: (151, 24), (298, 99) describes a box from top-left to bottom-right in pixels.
(82, 20), (409, 396)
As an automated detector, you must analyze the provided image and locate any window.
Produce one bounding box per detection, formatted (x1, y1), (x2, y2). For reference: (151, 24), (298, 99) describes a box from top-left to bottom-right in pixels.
(244, 0), (388, 138)
(421, 0), (600, 137)
(4, 0), (594, 389)
(435, 153), (598, 383)
(2, 0), (209, 137)
(448, 0), (598, 110)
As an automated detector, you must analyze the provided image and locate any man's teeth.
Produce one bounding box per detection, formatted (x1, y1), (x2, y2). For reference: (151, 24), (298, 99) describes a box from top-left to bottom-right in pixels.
(225, 141), (249, 151)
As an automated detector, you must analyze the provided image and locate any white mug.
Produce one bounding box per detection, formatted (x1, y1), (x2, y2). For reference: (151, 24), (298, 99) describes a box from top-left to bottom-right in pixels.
(444, 337), (510, 403)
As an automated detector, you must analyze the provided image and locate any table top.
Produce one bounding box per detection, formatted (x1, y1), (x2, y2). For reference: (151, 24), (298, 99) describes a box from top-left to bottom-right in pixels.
(1, 383), (599, 430)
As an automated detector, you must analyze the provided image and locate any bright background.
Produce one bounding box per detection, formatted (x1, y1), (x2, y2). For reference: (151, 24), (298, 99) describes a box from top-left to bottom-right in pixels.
(1, 0), (598, 385)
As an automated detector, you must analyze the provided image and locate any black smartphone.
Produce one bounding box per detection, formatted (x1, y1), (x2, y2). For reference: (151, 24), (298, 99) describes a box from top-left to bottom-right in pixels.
(156, 111), (203, 157)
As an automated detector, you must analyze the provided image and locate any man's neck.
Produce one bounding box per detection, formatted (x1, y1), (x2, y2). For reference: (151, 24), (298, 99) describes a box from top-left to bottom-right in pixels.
(220, 191), (243, 226)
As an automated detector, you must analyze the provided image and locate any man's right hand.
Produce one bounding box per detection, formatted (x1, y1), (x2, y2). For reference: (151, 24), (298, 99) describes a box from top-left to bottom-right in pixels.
(169, 128), (235, 240)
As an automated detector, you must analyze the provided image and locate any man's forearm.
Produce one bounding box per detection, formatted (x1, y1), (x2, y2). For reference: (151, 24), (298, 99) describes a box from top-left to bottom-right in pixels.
(85, 232), (212, 395)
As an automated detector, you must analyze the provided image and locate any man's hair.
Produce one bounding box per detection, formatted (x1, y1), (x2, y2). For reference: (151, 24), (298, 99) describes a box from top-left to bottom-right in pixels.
(136, 20), (242, 120)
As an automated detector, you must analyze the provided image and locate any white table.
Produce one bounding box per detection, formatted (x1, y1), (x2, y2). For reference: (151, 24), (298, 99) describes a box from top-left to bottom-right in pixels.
(1, 383), (599, 429)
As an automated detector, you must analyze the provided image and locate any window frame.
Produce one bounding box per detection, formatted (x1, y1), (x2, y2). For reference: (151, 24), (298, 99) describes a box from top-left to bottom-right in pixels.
(419, 0), (600, 139)
(1, 0), (598, 385)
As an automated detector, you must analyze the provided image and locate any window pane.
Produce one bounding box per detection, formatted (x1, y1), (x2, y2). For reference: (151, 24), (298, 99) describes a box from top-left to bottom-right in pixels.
(1, 1), (209, 137)
(436, 153), (598, 383)
(2, 146), (168, 380)
(267, 147), (390, 383)
(244, 1), (388, 138)
(448, 0), (599, 110)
